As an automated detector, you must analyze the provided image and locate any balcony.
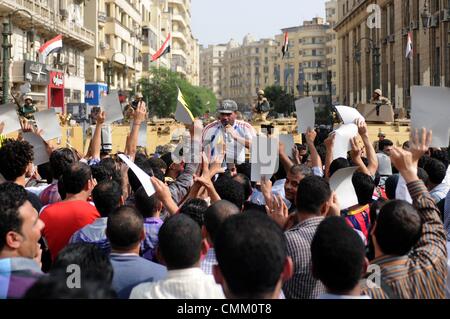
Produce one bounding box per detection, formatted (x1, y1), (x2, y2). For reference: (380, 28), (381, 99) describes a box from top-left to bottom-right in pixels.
(172, 31), (188, 46)
(105, 18), (131, 42)
(171, 14), (187, 30)
(98, 11), (107, 25)
(0, 0), (95, 50)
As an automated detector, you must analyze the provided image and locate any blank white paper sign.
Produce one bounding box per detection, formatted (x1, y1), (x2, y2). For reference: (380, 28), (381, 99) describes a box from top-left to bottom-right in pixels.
(411, 86), (450, 147)
(101, 91), (124, 124)
(335, 105), (364, 125)
(118, 154), (155, 197)
(250, 135), (278, 182)
(279, 134), (295, 159)
(22, 133), (50, 166)
(333, 124), (358, 160)
(295, 97), (315, 134)
(34, 109), (62, 141)
(131, 121), (147, 148)
(329, 166), (359, 210)
(0, 104), (21, 134)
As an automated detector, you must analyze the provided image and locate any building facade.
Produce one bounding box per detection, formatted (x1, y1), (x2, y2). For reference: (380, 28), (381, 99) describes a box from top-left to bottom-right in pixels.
(326, 0), (339, 104)
(220, 35), (278, 108)
(0, 0), (95, 110)
(335, 0), (450, 111)
(168, 0), (199, 85)
(199, 44), (227, 100)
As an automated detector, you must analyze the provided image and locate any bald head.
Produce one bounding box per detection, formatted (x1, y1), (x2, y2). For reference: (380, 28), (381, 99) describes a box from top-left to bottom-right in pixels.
(204, 200), (239, 244)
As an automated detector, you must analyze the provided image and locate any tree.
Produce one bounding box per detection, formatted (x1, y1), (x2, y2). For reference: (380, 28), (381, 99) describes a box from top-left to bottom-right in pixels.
(140, 67), (216, 118)
(263, 85), (295, 115)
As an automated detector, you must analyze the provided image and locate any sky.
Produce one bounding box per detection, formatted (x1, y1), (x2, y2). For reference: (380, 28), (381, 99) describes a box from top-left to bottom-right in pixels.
(191, 0), (327, 46)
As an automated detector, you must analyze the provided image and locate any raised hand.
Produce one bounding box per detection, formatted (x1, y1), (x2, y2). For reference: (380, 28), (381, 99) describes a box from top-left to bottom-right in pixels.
(357, 118), (368, 138)
(96, 111), (106, 126)
(266, 195), (289, 229)
(409, 128), (432, 164)
(324, 132), (336, 150)
(133, 102), (147, 124)
(390, 147), (418, 183)
(305, 127), (317, 145)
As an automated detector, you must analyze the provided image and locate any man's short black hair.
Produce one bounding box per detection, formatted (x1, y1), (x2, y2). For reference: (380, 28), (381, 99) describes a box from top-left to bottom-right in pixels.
(51, 243), (113, 284)
(160, 152), (174, 169)
(106, 206), (144, 250)
(158, 214), (202, 269)
(424, 158), (447, 185)
(127, 159), (153, 193)
(179, 198), (208, 228)
(215, 212), (287, 298)
(379, 139), (394, 152)
(24, 272), (117, 299)
(204, 200), (239, 243)
(214, 176), (245, 209)
(236, 162), (251, 180)
(0, 182), (28, 251)
(135, 187), (161, 218)
(92, 181), (122, 218)
(148, 158), (168, 172)
(49, 148), (77, 179)
(0, 139), (34, 181)
(352, 172), (375, 205)
(385, 174), (399, 200)
(91, 161), (122, 187)
(329, 158), (350, 178)
(296, 176), (331, 215)
(374, 200), (422, 256)
(233, 173), (253, 200)
(311, 217), (366, 293)
(431, 149), (449, 169)
(61, 162), (92, 195)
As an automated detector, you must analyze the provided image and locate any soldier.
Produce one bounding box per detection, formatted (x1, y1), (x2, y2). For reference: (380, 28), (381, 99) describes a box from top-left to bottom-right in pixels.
(252, 89), (271, 123)
(370, 89), (392, 116)
(19, 96), (37, 120)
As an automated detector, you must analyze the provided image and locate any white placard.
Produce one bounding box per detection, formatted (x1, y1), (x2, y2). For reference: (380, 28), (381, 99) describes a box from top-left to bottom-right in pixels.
(335, 105), (364, 125)
(100, 91), (124, 124)
(333, 124), (358, 160)
(250, 135), (279, 182)
(118, 154), (155, 197)
(295, 97), (315, 134)
(329, 167), (359, 210)
(131, 121), (147, 148)
(0, 104), (21, 134)
(279, 134), (295, 159)
(22, 133), (50, 166)
(34, 109), (62, 141)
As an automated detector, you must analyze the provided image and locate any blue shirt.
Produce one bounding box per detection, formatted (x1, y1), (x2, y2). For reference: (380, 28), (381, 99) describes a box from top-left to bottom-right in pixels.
(110, 253), (167, 299)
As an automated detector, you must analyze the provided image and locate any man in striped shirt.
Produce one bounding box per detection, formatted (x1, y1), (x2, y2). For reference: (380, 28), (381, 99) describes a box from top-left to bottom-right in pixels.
(364, 130), (447, 299)
(202, 100), (256, 164)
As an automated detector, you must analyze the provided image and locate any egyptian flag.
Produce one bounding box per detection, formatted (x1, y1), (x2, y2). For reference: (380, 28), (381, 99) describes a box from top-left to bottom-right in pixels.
(38, 35), (63, 63)
(405, 32), (413, 60)
(152, 33), (171, 62)
(282, 32), (289, 58)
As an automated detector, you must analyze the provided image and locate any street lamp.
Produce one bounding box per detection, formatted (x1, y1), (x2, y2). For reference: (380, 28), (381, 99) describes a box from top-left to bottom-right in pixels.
(106, 52), (128, 94)
(421, 0), (431, 30)
(2, 10), (34, 104)
(354, 37), (381, 96)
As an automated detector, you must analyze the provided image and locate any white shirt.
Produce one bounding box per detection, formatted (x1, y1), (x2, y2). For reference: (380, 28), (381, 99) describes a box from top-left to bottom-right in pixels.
(129, 268), (225, 299)
(202, 120), (256, 164)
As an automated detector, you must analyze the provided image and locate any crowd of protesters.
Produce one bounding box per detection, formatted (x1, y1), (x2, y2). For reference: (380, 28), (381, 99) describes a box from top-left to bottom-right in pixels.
(0, 98), (449, 300)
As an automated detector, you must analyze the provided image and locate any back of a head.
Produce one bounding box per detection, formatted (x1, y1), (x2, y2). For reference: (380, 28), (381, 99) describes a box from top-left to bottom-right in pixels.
(204, 200), (240, 243)
(51, 243), (113, 284)
(25, 272), (116, 299)
(158, 214), (202, 270)
(431, 149), (449, 169)
(384, 174), (400, 200)
(233, 174), (253, 200)
(50, 148), (77, 179)
(92, 180), (122, 218)
(236, 162), (251, 180)
(0, 182), (28, 252)
(417, 167), (429, 184)
(0, 138), (34, 181)
(375, 200), (422, 256)
(106, 206), (144, 251)
(61, 162), (92, 195)
(214, 212), (287, 299)
(311, 217), (366, 293)
(329, 158), (350, 178)
(127, 160), (153, 193)
(135, 187), (161, 218)
(352, 172), (375, 206)
(296, 176), (331, 215)
(179, 198), (208, 227)
(424, 158), (447, 185)
(214, 176), (245, 210)
(148, 157), (168, 172)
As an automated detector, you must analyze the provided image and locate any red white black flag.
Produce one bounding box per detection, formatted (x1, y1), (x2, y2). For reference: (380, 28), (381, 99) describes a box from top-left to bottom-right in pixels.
(152, 33), (171, 62)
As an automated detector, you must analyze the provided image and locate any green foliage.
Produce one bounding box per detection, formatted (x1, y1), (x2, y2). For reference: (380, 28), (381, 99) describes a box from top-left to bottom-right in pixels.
(140, 67), (216, 118)
(263, 85), (295, 115)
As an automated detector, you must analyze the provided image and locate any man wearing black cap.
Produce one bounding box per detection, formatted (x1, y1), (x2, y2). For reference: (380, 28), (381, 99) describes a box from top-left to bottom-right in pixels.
(202, 100), (256, 164)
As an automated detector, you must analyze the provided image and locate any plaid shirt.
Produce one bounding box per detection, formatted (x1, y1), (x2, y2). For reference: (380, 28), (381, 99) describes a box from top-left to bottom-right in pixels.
(364, 180), (447, 299)
(283, 216), (326, 299)
(201, 248), (217, 276)
(0, 257), (43, 299)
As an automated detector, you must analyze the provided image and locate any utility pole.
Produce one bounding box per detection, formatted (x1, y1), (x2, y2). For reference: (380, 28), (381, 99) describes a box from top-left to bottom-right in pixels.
(2, 18), (12, 104)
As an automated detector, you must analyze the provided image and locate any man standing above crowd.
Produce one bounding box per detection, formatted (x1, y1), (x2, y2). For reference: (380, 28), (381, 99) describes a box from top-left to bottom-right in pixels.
(202, 100), (256, 165)
(370, 89), (392, 116)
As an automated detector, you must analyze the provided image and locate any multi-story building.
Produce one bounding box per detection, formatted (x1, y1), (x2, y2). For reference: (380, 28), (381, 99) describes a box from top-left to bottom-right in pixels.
(335, 0), (450, 112)
(325, 0), (339, 104)
(0, 0), (95, 110)
(167, 0), (199, 85)
(275, 17), (330, 108)
(199, 44), (227, 100)
(221, 35), (278, 108)
(85, 0), (143, 94)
